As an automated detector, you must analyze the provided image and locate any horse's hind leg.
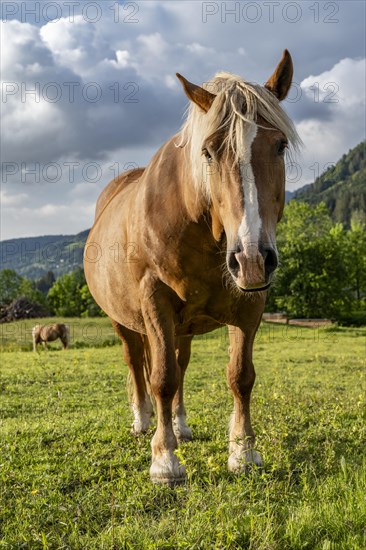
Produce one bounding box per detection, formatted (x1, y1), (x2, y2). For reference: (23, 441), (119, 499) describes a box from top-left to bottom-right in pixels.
(61, 336), (68, 350)
(111, 319), (153, 434)
(173, 336), (193, 442)
(32, 335), (38, 352)
(61, 327), (70, 350)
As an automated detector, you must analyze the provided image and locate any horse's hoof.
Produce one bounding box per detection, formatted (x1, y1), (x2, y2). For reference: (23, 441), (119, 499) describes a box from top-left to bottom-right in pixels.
(175, 430), (192, 443)
(228, 449), (263, 474)
(131, 418), (150, 435)
(173, 416), (192, 442)
(150, 452), (186, 486)
(131, 400), (153, 435)
(130, 426), (148, 436)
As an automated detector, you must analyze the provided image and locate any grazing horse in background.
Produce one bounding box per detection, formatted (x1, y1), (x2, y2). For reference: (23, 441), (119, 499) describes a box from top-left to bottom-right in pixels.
(32, 324), (70, 351)
(85, 50), (301, 485)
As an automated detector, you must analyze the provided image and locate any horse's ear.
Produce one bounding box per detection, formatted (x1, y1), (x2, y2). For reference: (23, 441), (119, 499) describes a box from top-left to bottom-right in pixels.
(264, 49), (293, 101)
(176, 73), (216, 113)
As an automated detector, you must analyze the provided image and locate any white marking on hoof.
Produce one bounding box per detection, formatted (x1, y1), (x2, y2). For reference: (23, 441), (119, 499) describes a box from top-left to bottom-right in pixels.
(150, 452), (186, 486)
(131, 396), (153, 434)
(173, 415), (192, 442)
(228, 449), (263, 473)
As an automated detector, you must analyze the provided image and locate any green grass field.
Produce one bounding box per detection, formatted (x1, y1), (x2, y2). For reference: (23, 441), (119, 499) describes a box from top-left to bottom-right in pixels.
(1, 319), (365, 549)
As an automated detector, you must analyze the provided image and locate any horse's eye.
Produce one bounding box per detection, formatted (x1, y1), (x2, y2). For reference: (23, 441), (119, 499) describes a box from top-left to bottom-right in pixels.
(202, 148), (212, 163)
(277, 140), (288, 156)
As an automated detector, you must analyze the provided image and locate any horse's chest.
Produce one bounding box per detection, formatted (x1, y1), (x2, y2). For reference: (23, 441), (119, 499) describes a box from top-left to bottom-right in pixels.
(175, 314), (223, 336)
(175, 294), (235, 335)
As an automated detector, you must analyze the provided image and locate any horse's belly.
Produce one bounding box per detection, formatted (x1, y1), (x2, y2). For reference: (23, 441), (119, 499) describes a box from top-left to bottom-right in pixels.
(85, 261), (145, 332)
(84, 231), (145, 331)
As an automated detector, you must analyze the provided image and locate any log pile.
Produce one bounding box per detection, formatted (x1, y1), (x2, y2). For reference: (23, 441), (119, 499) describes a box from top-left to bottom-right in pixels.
(0, 297), (50, 323)
(262, 312), (333, 328)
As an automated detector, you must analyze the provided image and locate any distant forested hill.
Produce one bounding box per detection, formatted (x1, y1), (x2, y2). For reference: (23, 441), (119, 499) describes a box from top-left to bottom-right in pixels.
(0, 230), (89, 279)
(293, 141), (366, 227)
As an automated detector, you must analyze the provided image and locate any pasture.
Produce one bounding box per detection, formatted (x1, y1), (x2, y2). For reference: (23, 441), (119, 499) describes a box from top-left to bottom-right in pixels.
(1, 318), (365, 549)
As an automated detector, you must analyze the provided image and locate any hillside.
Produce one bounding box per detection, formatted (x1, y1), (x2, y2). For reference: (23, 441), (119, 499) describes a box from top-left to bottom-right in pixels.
(0, 230), (89, 279)
(293, 141), (366, 227)
(285, 190), (294, 203)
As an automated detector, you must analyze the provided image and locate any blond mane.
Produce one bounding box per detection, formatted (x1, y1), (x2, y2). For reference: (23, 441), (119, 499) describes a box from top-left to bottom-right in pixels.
(178, 72), (302, 194)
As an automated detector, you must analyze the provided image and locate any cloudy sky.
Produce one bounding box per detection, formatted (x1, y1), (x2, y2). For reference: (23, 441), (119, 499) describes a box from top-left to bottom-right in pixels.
(1, 0), (365, 239)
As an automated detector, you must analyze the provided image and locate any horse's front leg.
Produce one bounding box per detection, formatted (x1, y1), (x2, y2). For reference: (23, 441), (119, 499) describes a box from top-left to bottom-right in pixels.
(227, 325), (262, 473)
(141, 286), (186, 485)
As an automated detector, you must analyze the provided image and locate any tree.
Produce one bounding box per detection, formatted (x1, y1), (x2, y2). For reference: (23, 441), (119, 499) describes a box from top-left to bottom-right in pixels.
(36, 271), (56, 294)
(344, 218), (366, 308)
(268, 202), (351, 318)
(47, 268), (104, 317)
(80, 284), (105, 317)
(47, 268), (85, 316)
(0, 269), (23, 304)
(19, 277), (48, 308)
(0, 269), (46, 307)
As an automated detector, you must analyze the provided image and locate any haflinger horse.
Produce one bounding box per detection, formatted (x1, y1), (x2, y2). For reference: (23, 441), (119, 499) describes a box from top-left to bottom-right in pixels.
(84, 50), (301, 485)
(32, 323), (70, 351)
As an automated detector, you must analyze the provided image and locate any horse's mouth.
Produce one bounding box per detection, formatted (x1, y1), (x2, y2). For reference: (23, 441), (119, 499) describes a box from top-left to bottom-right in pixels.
(237, 282), (271, 293)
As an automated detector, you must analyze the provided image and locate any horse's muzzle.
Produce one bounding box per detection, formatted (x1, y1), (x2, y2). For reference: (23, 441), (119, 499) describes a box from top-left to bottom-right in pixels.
(227, 244), (278, 291)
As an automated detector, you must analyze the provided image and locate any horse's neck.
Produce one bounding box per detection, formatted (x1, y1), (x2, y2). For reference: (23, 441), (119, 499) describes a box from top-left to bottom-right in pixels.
(173, 140), (223, 240)
(144, 135), (209, 222)
(139, 135), (224, 249)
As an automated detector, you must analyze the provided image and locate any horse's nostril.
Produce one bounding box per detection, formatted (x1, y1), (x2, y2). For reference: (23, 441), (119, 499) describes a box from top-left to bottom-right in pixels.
(263, 248), (278, 276)
(227, 251), (240, 276)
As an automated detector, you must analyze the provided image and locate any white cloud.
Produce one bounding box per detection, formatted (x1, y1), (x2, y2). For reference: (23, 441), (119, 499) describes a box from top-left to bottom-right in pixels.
(3, 99), (66, 151)
(1, 20), (43, 73)
(137, 33), (168, 57)
(186, 43), (215, 55)
(293, 57), (366, 189)
(69, 182), (101, 199)
(39, 15), (114, 76)
(0, 190), (29, 207)
(165, 75), (178, 89)
(115, 50), (130, 68)
(301, 57), (365, 107)
(2, 202), (96, 239)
